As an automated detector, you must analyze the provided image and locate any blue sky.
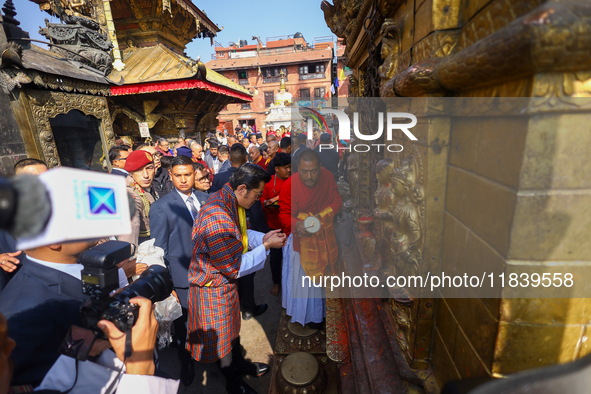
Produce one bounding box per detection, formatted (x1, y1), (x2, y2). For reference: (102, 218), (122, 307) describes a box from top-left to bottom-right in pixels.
(17, 0), (335, 60)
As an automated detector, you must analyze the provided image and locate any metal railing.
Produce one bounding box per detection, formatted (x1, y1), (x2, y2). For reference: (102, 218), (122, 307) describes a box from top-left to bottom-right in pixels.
(238, 78), (249, 85)
(263, 76), (281, 84)
(299, 73), (326, 81)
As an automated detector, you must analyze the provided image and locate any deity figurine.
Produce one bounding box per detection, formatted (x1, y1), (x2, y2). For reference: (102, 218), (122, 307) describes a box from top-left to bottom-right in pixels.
(386, 155), (423, 362)
(390, 156), (423, 280)
(372, 158), (398, 273)
(378, 19), (402, 97)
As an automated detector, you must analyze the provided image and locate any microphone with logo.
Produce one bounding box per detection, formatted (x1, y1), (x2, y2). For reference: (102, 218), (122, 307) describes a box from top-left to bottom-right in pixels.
(0, 167), (135, 248)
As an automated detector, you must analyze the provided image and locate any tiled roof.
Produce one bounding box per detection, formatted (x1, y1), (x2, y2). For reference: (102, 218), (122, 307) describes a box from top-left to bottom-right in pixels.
(109, 44), (249, 94)
(22, 45), (111, 85)
(206, 48), (333, 70)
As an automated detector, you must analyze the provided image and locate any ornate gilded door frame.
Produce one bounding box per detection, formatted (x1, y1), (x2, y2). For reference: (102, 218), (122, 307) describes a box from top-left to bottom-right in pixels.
(26, 90), (116, 169)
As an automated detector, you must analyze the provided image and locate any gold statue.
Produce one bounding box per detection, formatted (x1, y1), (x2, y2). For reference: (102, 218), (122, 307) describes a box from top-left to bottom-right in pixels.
(378, 19), (402, 97)
(372, 158), (398, 273)
(55, 0), (92, 18)
(390, 155), (423, 279)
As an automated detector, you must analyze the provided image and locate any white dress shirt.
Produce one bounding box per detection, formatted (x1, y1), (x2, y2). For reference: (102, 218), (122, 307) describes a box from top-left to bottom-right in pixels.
(36, 350), (179, 394)
(175, 188), (201, 220)
(237, 229), (270, 278)
(211, 156), (220, 174)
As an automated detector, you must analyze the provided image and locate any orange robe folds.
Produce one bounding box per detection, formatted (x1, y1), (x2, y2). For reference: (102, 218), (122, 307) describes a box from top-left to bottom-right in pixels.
(279, 168), (342, 278)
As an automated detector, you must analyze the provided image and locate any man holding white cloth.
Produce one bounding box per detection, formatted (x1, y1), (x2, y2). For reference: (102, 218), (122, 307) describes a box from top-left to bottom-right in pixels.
(187, 164), (285, 394)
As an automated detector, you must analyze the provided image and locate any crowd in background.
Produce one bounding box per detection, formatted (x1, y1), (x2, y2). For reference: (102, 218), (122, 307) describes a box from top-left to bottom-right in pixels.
(0, 123), (343, 394)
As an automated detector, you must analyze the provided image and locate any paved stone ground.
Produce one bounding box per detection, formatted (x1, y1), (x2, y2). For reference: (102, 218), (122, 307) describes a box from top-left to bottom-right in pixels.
(158, 256), (282, 394)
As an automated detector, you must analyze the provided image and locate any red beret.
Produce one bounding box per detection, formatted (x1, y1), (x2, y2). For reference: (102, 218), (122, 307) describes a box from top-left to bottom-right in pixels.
(124, 150), (153, 172)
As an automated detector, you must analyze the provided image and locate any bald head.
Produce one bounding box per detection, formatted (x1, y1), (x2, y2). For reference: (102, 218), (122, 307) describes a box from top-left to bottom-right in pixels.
(249, 145), (261, 162)
(191, 143), (203, 159)
(267, 141), (279, 159)
(227, 136), (237, 146)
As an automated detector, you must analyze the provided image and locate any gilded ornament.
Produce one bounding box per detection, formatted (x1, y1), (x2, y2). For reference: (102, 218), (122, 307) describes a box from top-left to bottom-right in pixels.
(378, 19), (401, 98)
(28, 91), (115, 168)
(389, 2), (591, 97)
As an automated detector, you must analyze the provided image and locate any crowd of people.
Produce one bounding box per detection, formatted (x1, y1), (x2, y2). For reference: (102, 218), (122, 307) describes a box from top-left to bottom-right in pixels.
(0, 126), (343, 394)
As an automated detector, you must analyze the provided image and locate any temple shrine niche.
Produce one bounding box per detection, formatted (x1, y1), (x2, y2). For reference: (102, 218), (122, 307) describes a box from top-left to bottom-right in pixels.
(0, 0), (114, 174)
(26, 0), (251, 146)
(0, 0), (250, 174)
(105, 0), (251, 141)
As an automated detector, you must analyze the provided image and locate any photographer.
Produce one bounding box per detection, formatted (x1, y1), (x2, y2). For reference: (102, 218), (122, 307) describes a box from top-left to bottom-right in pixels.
(0, 240), (102, 387)
(0, 297), (178, 394)
(0, 237), (134, 388)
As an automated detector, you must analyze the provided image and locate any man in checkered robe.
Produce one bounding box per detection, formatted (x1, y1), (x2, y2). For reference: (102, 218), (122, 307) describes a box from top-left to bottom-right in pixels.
(187, 164), (286, 394)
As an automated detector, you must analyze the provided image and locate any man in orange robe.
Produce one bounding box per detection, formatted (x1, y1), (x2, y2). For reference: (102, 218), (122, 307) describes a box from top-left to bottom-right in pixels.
(279, 149), (342, 328)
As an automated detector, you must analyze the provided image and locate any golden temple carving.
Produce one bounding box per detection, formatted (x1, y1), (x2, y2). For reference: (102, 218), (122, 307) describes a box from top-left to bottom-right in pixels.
(387, 2), (591, 97)
(323, 0), (591, 391)
(28, 91), (115, 168)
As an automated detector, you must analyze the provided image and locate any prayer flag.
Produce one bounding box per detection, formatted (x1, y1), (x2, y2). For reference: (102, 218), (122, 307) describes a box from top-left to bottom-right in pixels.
(339, 68), (345, 82)
(334, 78), (340, 88)
(330, 84), (335, 94)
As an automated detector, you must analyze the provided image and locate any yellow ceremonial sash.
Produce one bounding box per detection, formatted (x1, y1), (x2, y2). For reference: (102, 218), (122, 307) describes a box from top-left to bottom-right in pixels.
(296, 208), (338, 279)
(238, 206), (248, 254)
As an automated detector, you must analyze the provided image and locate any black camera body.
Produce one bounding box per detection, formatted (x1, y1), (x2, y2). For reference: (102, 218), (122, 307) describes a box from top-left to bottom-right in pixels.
(78, 240), (173, 336)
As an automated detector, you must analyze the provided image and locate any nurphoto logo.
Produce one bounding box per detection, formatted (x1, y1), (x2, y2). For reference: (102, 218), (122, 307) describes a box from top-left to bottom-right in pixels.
(312, 109), (418, 153)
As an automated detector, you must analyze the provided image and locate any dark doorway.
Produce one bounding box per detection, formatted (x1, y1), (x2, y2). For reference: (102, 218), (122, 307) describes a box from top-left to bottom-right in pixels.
(50, 110), (107, 172)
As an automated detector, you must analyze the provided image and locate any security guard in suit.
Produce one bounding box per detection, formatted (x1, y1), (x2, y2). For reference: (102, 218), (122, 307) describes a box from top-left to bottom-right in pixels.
(149, 155), (209, 385)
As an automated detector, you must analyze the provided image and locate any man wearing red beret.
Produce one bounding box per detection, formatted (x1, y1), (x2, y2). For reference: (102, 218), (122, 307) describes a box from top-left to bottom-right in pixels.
(119, 150), (158, 247)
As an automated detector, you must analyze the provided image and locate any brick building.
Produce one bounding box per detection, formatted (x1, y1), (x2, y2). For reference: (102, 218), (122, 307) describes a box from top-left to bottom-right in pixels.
(206, 34), (348, 135)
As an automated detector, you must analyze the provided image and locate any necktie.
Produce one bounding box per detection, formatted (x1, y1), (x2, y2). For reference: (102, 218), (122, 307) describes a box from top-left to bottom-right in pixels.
(188, 196), (198, 220)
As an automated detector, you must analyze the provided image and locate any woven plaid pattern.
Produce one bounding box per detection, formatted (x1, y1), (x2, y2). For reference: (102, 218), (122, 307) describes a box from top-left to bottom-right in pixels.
(187, 184), (244, 362)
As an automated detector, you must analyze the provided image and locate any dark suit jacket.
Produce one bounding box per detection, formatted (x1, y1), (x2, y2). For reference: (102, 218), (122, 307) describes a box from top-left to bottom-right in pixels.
(0, 230), (24, 291)
(210, 166), (236, 194)
(210, 167), (268, 232)
(110, 168), (128, 177)
(315, 146), (340, 181)
(149, 189), (209, 306)
(0, 258), (88, 386)
(218, 159), (231, 174)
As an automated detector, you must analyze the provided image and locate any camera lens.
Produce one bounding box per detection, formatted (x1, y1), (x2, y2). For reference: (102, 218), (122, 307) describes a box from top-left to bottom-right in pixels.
(119, 265), (173, 303)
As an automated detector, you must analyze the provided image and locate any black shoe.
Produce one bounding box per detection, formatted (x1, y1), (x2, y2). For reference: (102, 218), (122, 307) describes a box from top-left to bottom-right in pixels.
(241, 304), (268, 320)
(226, 378), (258, 394)
(235, 362), (270, 378)
(253, 362), (269, 377)
(180, 359), (195, 386)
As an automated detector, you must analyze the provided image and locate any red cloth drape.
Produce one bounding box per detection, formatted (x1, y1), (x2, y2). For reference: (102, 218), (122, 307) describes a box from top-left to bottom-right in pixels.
(111, 79), (253, 102)
(278, 168), (342, 251)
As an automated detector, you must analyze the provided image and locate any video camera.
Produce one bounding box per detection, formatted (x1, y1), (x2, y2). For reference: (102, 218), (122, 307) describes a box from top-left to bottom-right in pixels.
(78, 240), (173, 337)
